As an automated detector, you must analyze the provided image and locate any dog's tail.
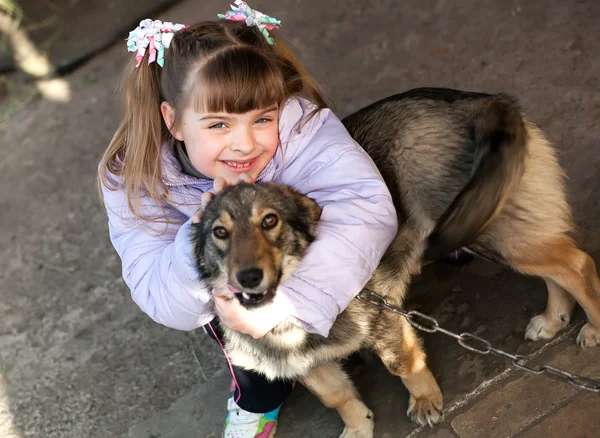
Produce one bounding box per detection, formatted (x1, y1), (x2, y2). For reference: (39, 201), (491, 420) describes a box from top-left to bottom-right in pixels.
(423, 96), (527, 262)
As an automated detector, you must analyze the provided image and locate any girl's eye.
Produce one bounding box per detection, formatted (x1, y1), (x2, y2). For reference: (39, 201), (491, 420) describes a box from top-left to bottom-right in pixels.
(209, 122), (226, 129)
(255, 118), (271, 124)
(262, 214), (279, 230)
(213, 227), (229, 239)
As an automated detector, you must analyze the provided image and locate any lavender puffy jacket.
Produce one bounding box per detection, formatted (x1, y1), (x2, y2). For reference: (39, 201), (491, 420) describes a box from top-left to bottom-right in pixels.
(101, 97), (398, 337)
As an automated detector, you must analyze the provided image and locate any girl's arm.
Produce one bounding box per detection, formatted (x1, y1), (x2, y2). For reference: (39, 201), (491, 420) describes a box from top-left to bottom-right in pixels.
(101, 183), (215, 331)
(280, 142), (398, 337)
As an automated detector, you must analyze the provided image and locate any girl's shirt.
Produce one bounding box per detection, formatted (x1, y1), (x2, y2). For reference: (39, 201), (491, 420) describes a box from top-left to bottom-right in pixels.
(102, 96), (398, 337)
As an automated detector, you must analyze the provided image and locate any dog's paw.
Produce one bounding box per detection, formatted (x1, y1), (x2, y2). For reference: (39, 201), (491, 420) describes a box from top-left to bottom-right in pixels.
(577, 322), (600, 349)
(339, 428), (373, 438)
(407, 394), (443, 427)
(338, 405), (374, 438)
(525, 313), (569, 341)
(338, 418), (374, 438)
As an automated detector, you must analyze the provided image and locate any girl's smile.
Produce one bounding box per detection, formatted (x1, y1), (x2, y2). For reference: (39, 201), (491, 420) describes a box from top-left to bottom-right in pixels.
(220, 157), (260, 173)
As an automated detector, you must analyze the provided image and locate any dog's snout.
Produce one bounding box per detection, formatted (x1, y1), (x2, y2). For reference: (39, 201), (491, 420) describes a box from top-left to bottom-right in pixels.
(236, 267), (264, 289)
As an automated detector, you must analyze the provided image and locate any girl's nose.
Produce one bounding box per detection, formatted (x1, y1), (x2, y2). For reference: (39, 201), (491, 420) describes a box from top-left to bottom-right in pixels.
(230, 125), (254, 153)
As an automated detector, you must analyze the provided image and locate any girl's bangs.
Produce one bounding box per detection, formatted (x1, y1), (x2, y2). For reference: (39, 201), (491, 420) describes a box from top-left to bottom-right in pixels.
(189, 47), (287, 114)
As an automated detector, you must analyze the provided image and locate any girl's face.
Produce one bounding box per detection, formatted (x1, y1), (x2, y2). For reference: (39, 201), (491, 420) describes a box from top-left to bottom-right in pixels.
(162, 102), (280, 184)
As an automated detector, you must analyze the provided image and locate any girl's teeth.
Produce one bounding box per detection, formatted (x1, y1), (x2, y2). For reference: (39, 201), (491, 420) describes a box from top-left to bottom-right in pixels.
(226, 161), (250, 168)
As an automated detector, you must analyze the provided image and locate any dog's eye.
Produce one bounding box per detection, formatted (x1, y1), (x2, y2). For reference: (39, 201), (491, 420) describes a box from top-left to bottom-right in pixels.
(262, 214), (279, 230)
(213, 227), (229, 239)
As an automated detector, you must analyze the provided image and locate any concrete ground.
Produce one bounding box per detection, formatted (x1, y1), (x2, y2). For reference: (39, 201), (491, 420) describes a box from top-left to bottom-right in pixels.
(1, 0), (599, 437)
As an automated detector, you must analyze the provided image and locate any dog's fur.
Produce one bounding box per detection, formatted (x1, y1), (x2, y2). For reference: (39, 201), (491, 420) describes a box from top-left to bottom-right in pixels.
(192, 88), (600, 437)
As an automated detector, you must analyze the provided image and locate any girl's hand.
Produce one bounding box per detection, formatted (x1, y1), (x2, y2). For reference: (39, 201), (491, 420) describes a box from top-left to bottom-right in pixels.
(214, 294), (290, 338)
(192, 174), (254, 224)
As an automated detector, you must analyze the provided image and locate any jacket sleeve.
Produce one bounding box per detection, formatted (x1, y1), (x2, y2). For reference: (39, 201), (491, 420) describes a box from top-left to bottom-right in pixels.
(279, 142), (398, 337)
(101, 182), (215, 331)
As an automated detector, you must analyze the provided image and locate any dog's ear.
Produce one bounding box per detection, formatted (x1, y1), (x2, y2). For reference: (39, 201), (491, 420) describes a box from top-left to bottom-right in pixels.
(289, 189), (321, 223)
(191, 223), (206, 270)
(284, 189), (321, 245)
(300, 196), (322, 223)
(190, 222), (218, 281)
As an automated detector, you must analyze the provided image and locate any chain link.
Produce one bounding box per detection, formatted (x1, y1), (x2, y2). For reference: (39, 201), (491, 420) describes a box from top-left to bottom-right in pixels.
(356, 289), (600, 393)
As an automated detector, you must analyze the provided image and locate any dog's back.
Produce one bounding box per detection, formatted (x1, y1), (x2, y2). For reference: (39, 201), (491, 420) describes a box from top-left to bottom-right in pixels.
(343, 88), (533, 260)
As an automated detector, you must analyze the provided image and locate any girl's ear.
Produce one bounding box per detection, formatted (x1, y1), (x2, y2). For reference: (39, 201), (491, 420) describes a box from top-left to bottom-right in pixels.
(160, 101), (184, 141)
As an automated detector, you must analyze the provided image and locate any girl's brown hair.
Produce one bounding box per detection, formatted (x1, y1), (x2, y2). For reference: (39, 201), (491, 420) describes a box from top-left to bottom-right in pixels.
(98, 20), (326, 222)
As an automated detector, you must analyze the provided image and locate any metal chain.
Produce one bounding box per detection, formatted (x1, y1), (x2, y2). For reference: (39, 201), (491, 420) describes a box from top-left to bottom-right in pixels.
(356, 289), (600, 393)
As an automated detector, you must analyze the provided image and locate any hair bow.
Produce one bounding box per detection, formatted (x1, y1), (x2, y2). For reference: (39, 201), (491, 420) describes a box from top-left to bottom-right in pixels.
(218, 1), (281, 45)
(126, 19), (189, 68)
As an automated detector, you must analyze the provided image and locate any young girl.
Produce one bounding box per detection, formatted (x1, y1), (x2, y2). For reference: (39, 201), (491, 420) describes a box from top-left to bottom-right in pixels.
(98, 3), (397, 437)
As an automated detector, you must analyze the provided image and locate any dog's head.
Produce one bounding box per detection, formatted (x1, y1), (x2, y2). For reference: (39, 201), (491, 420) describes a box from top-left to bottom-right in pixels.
(191, 183), (322, 307)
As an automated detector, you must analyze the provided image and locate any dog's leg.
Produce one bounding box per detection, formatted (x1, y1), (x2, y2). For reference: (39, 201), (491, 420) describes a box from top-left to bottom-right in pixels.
(301, 362), (374, 438)
(373, 315), (443, 427)
(510, 237), (600, 349)
(525, 278), (576, 341)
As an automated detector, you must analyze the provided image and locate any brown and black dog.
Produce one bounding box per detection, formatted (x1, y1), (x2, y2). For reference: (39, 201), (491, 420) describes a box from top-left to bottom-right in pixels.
(193, 182), (443, 437)
(191, 88), (600, 437)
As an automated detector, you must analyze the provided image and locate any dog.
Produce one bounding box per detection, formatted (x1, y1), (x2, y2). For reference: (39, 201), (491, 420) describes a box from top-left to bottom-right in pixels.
(192, 182), (444, 437)
(192, 88), (600, 436)
(341, 87), (600, 350)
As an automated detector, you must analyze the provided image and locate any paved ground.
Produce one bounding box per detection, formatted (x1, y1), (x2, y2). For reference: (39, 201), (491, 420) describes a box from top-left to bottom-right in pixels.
(1, 0), (599, 437)
(0, 0), (180, 73)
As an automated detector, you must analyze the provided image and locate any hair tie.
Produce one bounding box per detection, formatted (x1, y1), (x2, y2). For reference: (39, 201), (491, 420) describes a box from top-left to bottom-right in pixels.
(126, 19), (189, 68)
(218, 0), (281, 46)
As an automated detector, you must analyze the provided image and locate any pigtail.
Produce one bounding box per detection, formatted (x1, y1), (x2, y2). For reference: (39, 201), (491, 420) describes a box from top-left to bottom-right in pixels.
(98, 53), (168, 221)
(270, 35), (328, 110)
(230, 22), (328, 110)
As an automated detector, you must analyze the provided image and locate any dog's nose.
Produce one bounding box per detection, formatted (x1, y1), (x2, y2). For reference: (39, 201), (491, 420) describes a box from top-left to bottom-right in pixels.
(236, 267), (264, 289)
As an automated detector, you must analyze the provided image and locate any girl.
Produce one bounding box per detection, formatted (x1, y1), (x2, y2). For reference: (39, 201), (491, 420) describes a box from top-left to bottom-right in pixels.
(98, 3), (397, 437)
